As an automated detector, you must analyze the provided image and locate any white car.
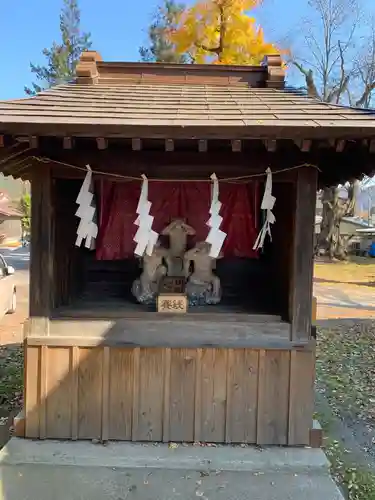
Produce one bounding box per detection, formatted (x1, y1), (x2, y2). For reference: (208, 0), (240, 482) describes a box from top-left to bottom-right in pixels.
(0, 253), (16, 319)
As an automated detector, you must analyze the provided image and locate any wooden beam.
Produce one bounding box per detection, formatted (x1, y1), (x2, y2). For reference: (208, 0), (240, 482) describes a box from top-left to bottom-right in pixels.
(29, 162), (53, 336)
(29, 136), (38, 149)
(312, 296), (317, 324)
(12, 410), (25, 438)
(295, 139), (312, 152)
(336, 139), (346, 152)
(290, 166), (318, 341)
(302, 140), (312, 152)
(165, 139), (174, 152)
(36, 143), (374, 186)
(63, 137), (73, 150)
(231, 139), (241, 152)
(43, 150), (303, 181)
(309, 420), (323, 448)
(288, 350), (315, 445)
(264, 139), (277, 152)
(96, 137), (108, 150)
(132, 138), (142, 151)
(0, 135), (4, 147)
(198, 139), (208, 153)
(328, 139), (345, 152)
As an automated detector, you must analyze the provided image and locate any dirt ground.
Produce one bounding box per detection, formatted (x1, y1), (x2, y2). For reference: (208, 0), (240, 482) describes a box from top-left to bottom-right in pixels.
(315, 258), (375, 284)
(0, 270), (29, 346)
(314, 258), (375, 320)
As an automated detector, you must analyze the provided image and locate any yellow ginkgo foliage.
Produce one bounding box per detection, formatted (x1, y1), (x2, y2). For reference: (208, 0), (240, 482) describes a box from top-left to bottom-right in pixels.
(170, 0), (282, 65)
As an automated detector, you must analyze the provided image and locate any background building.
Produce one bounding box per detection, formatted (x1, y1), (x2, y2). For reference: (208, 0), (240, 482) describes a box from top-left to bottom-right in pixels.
(0, 190), (23, 245)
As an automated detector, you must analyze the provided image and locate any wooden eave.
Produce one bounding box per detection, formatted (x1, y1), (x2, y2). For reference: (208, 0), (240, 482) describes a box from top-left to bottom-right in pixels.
(0, 51), (375, 184)
(0, 51), (374, 138)
(0, 52), (375, 139)
(2, 119), (375, 141)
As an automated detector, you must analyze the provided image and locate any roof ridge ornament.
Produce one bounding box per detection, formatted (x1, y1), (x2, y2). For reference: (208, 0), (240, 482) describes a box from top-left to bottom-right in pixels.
(262, 54), (285, 90)
(75, 51), (102, 85)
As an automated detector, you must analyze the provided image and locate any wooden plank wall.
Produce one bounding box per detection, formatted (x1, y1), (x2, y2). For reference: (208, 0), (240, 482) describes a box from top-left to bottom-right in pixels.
(53, 179), (85, 307)
(269, 182), (294, 321)
(291, 167), (318, 340)
(29, 164), (54, 334)
(24, 345), (315, 445)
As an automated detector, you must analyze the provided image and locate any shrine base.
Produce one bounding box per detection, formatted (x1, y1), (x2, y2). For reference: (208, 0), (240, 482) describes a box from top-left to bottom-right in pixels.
(0, 439), (344, 500)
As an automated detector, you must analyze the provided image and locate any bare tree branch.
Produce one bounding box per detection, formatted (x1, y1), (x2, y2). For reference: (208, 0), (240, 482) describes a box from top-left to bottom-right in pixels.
(353, 17), (375, 107)
(289, 0), (374, 260)
(327, 41), (351, 103)
(355, 82), (375, 107)
(291, 0), (362, 105)
(293, 61), (320, 98)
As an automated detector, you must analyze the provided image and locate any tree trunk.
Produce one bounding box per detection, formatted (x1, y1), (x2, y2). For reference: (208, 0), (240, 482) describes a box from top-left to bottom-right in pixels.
(315, 184), (356, 260)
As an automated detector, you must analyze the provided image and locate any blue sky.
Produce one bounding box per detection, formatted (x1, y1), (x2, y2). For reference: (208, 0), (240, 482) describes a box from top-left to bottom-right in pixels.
(0, 0), (372, 99)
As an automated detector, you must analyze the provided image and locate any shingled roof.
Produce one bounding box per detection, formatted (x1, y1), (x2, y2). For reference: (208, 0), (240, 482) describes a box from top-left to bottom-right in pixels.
(0, 51), (374, 139)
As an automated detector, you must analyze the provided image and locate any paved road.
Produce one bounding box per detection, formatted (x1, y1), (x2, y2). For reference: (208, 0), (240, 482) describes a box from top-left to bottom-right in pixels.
(0, 246), (30, 272)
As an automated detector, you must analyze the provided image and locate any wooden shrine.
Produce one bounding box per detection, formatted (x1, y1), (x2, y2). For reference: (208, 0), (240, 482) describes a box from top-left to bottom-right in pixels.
(0, 51), (375, 445)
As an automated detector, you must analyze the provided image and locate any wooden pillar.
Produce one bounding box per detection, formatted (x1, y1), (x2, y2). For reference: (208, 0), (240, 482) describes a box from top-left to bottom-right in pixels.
(290, 166), (317, 340)
(29, 163), (54, 335)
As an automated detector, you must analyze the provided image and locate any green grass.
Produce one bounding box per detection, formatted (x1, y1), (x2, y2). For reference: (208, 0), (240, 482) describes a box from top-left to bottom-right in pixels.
(326, 439), (375, 500)
(316, 323), (375, 500)
(316, 322), (375, 423)
(0, 346), (23, 411)
(316, 417), (375, 500)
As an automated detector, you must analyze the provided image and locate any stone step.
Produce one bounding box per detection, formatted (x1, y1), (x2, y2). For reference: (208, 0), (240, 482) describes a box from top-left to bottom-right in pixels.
(0, 439), (344, 500)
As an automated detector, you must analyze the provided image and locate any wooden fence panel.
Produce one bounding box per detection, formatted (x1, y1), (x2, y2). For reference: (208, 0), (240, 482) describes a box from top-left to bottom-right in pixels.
(45, 347), (72, 438)
(77, 348), (103, 439)
(23, 344), (315, 445)
(108, 348), (134, 440)
(24, 346), (40, 438)
(168, 348), (197, 442)
(288, 350), (315, 445)
(257, 350), (290, 445)
(226, 349), (259, 443)
(134, 348), (164, 441)
(198, 349), (228, 443)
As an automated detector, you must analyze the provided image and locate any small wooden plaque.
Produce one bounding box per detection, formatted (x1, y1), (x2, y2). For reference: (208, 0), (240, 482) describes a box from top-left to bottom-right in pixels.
(157, 293), (188, 313)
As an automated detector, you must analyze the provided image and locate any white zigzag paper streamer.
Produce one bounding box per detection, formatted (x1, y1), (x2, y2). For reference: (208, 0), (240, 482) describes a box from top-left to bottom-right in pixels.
(253, 167), (276, 250)
(75, 165), (98, 250)
(205, 173), (227, 258)
(133, 174), (159, 257)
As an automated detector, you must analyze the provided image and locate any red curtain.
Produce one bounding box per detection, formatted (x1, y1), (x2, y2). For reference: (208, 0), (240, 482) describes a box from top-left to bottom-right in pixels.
(95, 180), (259, 260)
